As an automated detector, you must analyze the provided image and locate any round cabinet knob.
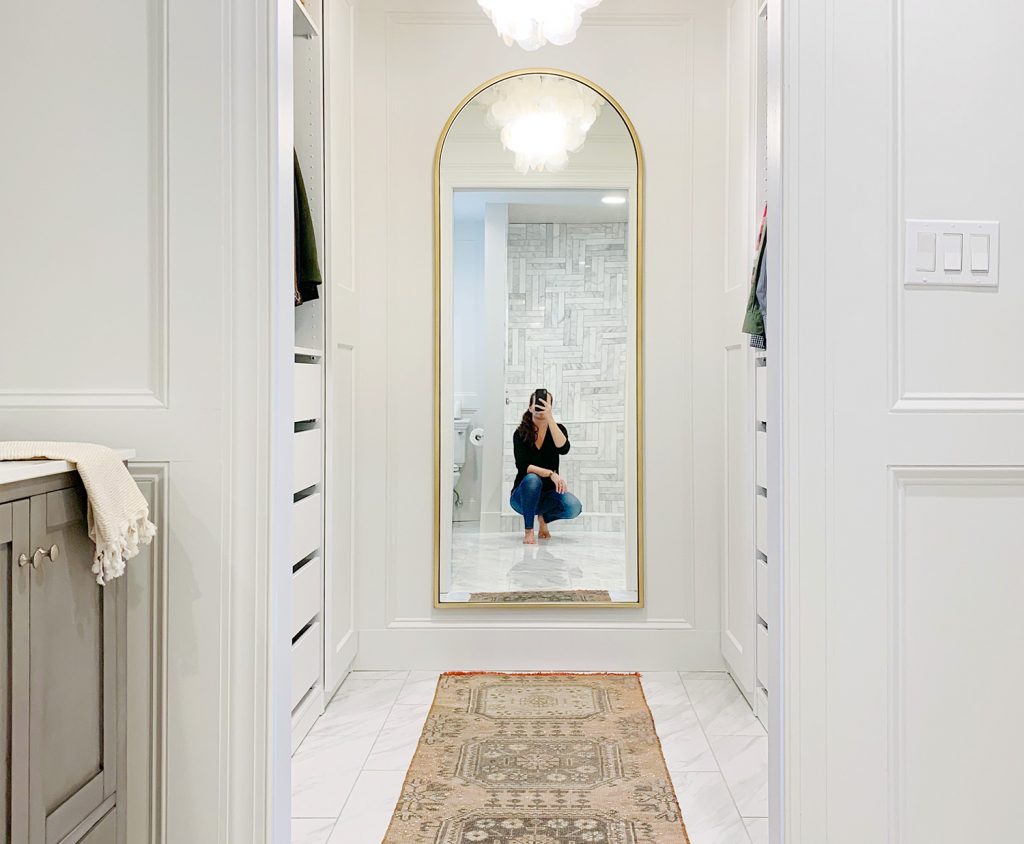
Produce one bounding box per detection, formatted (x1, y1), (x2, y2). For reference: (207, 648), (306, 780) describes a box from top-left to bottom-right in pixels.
(17, 553), (28, 568)
(31, 545), (60, 568)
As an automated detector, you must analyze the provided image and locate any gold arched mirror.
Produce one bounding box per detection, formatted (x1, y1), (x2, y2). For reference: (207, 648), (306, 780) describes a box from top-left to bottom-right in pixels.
(434, 70), (644, 608)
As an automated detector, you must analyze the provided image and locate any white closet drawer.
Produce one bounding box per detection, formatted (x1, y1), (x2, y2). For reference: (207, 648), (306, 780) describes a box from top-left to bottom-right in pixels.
(755, 361), (767, 423)
(756, 621), (770, 690)
(756, 555), (768, 623)
(291, 621), (320, 711)
(756, 493), (768, 554)
(293, 429), (322, 493)
(294, 362), (322, 422)
(292, 557), (321, 638)
(755, 429), (768, 489)
(293, 492), (322, 563)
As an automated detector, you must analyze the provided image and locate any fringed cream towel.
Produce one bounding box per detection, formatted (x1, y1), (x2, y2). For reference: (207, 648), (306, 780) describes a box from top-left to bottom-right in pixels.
(0, 442), (156, 585)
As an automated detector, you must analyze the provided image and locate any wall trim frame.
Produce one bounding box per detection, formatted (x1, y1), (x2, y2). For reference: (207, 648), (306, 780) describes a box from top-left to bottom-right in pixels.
(0, 0), (170, 411)
(126, 463), (169, 843)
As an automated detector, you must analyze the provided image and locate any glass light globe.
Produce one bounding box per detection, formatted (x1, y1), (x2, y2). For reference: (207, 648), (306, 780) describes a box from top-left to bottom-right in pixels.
(477, 0), (603, 51)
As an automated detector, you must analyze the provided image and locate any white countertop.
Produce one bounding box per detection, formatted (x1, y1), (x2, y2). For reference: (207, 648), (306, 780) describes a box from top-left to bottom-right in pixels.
(0, 449), (136, 486)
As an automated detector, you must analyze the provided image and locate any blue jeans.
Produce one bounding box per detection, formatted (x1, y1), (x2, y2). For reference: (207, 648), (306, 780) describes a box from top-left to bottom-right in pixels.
(510, 473), (583, 530)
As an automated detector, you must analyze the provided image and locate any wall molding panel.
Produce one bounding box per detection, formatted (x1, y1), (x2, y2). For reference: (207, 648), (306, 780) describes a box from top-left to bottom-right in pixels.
(888, 465), (1024, 842)
(891, 0), (1024, 412)
(0, 0), (169, 410)
(127, 462), (169, 844)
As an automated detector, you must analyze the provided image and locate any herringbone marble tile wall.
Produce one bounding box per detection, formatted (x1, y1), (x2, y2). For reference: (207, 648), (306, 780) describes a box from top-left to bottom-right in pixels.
(502, 222), (629, 531)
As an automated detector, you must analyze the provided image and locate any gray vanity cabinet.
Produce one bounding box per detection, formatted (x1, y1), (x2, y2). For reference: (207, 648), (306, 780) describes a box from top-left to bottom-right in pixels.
(0, 474), (125, 844)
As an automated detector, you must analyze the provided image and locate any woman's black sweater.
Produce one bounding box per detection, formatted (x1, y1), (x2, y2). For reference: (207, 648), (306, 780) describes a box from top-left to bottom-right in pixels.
(512, 423), (571, 493)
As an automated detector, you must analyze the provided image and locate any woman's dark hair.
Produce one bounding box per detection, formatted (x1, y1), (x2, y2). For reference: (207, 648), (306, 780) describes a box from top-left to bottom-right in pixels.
(515, 389), (549, 444)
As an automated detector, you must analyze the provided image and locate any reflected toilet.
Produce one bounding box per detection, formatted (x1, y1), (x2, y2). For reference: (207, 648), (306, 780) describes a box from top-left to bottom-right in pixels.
(453, 417), (471, 489)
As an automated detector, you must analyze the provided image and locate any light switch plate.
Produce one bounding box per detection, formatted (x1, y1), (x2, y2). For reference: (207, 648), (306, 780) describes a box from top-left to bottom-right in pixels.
(905, 220), (999, 288)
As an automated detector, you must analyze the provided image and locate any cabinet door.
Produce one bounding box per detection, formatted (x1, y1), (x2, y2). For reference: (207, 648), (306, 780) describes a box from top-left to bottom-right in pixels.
(0, 503), (11, 844)
(4, 499), (32, 844)
(28, 488), (119, 844)
(76, 807), (117, 844)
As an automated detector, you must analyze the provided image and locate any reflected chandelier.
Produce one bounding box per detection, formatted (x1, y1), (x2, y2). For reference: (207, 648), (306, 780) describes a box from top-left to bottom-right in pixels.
(479, 75), (603, 174)
(477, 0), (603, 51)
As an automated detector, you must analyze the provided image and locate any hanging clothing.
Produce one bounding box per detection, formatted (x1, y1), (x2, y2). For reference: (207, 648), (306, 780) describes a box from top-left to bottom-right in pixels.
(294, 151), (322, 306)
(743, 206), (768, 349)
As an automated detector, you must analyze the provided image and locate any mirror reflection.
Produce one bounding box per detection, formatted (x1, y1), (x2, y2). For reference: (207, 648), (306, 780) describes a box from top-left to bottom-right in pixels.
(437, 72), (642, 606)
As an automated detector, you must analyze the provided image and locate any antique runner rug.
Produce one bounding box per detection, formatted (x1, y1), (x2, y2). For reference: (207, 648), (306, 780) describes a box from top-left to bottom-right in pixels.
(467, 589), (613, 603)
(382, 672), (690, 844)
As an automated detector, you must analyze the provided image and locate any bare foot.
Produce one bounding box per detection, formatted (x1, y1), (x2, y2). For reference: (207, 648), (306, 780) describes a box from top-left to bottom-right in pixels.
(523, 529), (537, 545)
(538, 519), (551, 540)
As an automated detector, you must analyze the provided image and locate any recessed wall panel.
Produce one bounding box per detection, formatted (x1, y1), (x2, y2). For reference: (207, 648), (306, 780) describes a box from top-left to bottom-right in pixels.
(899, 2), (1024, 405)
(0, 0), (165, 406)
(895, 469), (1024, 842)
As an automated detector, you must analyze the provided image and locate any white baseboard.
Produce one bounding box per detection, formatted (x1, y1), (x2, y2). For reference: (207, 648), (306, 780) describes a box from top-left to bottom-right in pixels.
(353, 627), (724, 671)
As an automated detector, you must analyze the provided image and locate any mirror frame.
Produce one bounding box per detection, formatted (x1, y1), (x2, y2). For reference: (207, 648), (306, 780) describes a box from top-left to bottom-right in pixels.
(433, 68), (645, 609)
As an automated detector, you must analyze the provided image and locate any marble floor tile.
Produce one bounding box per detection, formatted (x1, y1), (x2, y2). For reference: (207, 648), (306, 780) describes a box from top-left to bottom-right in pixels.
(292, 677), (404, 817)
(291, 749), (364, 820)
(447, 530), (630, 594)
(291, 818), (335, 844)
(671, 771), (752, 844)
(324, 676), (406, 716)
(291, 714), (383, 818)
(396, 670), (442, 706)
(651, 702), (719, 772)
(326, 770), (406, 844)
(363, 704), (431, 771)
(345, 670), (409, 681)
(709, 735), (769, 818)
(681, 673), (767, 737)
(745, 817), (770, 844)
(640, 672), (691, 707)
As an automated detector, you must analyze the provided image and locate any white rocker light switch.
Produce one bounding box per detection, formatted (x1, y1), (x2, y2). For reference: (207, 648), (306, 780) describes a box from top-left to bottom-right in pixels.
(969, 233), (990, 273)
(942, 233), (963, 272)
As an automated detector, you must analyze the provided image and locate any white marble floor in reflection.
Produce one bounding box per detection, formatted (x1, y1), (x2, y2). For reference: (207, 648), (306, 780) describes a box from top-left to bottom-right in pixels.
(445, 527), (636, 600)
(292, 671), (769, 844)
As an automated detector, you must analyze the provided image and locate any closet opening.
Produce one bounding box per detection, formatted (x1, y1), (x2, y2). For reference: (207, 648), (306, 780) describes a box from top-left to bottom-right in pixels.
(269, 1), (786, 842)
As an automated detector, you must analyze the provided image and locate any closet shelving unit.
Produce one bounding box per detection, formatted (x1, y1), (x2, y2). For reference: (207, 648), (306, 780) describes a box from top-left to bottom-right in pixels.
(293, 0), (320, 39)
(290, 0), (327, 752)
(751, 0), (771, 726)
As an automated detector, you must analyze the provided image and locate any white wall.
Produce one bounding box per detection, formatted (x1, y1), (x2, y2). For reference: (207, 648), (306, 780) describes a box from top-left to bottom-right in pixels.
(720, 0), (760, 695)
(324, 0), (359, 698)
(782, 0), (1024, 841)
(0, 0), (284, 840)
(348, 0), (730, 669)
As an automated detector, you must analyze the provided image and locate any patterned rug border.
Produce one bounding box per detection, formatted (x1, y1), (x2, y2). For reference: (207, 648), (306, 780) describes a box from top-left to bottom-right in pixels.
(384, 671), (691, 844)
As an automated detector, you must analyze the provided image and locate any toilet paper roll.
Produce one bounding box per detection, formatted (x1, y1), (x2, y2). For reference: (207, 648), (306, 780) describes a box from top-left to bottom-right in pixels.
(469, 427), (485, 446)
